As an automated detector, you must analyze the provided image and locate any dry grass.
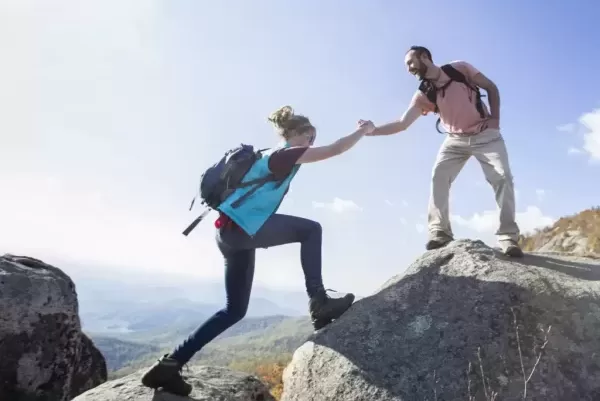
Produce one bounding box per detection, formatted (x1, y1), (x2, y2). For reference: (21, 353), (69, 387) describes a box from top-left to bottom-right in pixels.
(466, 308), (551, 401)
(229, 355), (292, 400)
(518, 206), (600, 254)
(511, 308), (551, 400)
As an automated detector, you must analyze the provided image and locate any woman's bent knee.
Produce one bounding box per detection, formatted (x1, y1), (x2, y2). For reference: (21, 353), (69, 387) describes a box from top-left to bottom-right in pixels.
(223, 304), (247, 323)
(306, 220), (322, 239)
(311, 220), (322, 233)
(293, 217), (321, 238)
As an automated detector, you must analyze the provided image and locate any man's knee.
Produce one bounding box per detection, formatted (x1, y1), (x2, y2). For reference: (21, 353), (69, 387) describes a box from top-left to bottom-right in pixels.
(486, 169), (513, 187)
(431, 165), (445, 181)
(431, 163), (455, 185)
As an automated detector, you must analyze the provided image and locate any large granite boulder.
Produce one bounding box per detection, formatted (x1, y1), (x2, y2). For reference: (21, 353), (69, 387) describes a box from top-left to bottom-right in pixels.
(72, 365), (275, 401)
(0, 254), (107, 401)
(282, 240), (600, 401)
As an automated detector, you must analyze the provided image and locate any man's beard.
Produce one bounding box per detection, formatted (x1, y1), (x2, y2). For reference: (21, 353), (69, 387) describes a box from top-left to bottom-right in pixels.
(416, 64), (429, 80)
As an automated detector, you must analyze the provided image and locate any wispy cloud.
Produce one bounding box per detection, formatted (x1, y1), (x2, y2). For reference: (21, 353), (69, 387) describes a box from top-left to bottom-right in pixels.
(580, 108), (600, 162)
(415, 224), (425, 233)
(384, 199), (408, 207)
(450, 205), (555, 235)
(535, 189), (546, 202)
(399, 217), (408, 225)
(312, 197), (363, 213)
(557, 123), (576, 133)
(562, 108), (600, 162)
(568, 147), (583, 155)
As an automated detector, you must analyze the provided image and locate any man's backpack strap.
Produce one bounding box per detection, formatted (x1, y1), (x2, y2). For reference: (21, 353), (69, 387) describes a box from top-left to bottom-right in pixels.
(418, 68), (458, 116)
(440, 64), (466, 84)
(440, 64), (486, 119)
(425, 64), (486, 134)
(418, 79), (436, 106)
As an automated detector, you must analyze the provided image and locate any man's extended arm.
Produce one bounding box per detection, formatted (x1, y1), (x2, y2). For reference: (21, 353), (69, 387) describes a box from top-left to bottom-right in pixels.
(367, 103), (423, 136)
(472, 71), (500, 122)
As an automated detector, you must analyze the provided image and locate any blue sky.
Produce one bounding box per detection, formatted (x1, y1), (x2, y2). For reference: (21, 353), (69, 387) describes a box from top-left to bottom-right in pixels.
(1, 0), (599, 296)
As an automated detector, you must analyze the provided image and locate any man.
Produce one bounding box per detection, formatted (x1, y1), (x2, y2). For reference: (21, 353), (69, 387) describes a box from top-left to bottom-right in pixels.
(368, 46), (523, 257)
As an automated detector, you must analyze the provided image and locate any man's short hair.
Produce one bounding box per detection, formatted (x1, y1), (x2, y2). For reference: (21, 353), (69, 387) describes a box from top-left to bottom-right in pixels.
(407, 46), (432, 61)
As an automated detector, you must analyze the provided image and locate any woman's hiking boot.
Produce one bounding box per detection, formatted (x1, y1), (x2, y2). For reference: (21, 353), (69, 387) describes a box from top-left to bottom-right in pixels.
(140, 354), (192, 397)
(309, 289), (355, 330)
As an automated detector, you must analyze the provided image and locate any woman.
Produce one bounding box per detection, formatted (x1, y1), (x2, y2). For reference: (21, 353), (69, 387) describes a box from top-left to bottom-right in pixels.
(141, 106), (375, 396)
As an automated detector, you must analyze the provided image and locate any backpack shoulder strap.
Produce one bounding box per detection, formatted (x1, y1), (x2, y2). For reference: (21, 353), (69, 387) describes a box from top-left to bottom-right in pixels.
(418, 79), (437, 106)
(418, 64), (464, 110)
(440, 64), (467, 84)
(440, 63), (486, 120)
(231, 173), (279, 208)
(429, 65), (466, 135)
(182, 209), (211, 236)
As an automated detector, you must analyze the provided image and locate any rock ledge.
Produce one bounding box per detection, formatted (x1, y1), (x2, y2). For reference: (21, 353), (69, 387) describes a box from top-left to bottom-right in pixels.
(282, 239), (600, 401)
(73, 365), (275, 401)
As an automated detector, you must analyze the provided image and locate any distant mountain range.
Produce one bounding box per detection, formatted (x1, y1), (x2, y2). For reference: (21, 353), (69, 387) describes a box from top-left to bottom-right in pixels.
(69, 267), (310, 334)
(63, 261), (354, 375)
(90, 336), (160, 371)
(90, 314), (313, 375)
(66, 266), (314, 373)
(80, 294), (303, 334)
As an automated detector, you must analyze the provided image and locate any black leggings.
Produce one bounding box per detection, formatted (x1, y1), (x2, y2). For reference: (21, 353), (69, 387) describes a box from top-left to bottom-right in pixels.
(169, 214), (324, 365)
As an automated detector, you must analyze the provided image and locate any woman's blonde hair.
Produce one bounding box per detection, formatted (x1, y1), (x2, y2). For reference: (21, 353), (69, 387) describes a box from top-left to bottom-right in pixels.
(267, 105), (314, 140)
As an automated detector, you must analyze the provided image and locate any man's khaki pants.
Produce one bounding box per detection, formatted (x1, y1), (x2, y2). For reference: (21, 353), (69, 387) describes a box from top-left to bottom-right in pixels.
(428, 128), (520, 244)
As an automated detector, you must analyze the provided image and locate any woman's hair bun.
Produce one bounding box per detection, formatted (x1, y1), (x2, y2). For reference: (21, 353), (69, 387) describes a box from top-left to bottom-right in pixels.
(268, 105), (295, 129)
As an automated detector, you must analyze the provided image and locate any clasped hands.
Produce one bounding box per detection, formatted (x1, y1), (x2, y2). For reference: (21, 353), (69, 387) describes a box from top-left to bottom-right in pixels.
(357, 119), (376, 135)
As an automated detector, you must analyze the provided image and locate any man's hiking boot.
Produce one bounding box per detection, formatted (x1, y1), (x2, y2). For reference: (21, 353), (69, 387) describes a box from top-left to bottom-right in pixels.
(500, 240), (524, 258)
(309, 289), (355, 331)
(140, 354), (192, 397)
(425, 231), (453, 250)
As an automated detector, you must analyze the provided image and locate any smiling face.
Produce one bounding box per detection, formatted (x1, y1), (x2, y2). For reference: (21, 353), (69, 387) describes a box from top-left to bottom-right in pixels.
(405, 48), (431, 80)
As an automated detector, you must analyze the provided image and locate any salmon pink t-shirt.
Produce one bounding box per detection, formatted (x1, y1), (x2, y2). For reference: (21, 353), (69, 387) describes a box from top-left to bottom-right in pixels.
(411, 61), (491, 135)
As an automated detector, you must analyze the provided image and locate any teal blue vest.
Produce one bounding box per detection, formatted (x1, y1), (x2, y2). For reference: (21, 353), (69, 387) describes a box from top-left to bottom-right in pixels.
(218, 145), (299, 236)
